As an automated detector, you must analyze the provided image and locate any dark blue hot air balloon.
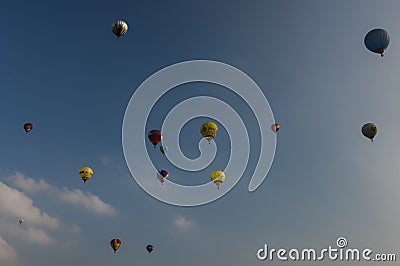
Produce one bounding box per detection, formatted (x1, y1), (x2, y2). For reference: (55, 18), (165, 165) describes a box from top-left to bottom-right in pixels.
(157, 170), (168, 184)
(146, 244), (154, 253)
(364, 28), (390, 57)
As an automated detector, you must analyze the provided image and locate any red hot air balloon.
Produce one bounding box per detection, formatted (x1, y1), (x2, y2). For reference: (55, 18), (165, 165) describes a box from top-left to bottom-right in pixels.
(148, 130), (162, 148)
(23, 122), (34, 134)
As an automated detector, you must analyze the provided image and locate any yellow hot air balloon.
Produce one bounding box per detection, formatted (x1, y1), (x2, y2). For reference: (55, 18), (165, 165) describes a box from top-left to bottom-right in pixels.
(19, 218), (24, 225)
(211, 170), (226, 189)
(110, 238), (121, 253)
(79, 167), (93, 183)
(200, 122), (218, 142)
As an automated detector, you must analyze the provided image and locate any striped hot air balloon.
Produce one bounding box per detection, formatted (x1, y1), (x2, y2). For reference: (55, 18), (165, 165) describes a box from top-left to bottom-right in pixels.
(112, 20), (128, 39)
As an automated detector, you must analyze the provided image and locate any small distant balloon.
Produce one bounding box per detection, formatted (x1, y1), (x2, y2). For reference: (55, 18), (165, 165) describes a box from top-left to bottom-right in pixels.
(112, 20), (128, 39)
(211, 170), (226, 190)
(364, 28), (390, 57)
(23, 122), (33, 134)
(110, 238), (121, 253)
(148, 130), (162, 148)
(146, 244), (154, 253)
(19, 218), (24, 225)
(200, 122), (218, 142)
(362, 122), (378, 142)
(157, 170), (168, 184)
(79, 166), (93, 183)
(271, 123), (280, 133)
(160, 145), (167, 154)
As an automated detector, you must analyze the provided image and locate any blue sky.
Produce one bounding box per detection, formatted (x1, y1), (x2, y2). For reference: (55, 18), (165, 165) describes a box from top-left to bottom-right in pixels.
(0, 1), (399, 265)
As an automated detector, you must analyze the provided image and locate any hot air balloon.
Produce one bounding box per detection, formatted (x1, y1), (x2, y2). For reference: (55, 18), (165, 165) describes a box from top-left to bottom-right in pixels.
(362, 123), (378, 142)
(112, 20), (128, 39)
(148, 130), (162, 148)
(19, 218), (24, 225)
(160, 145), (168, 154)
(23, 122), (33, 134)
(271, 123), (280, 133)
(79, 166), (93, 183)
(211, 170), (226, 190)
(364, 28), (390, 57)
(157, 170), (168, 184)
(146, 244), (154, 253)
(200, 122), (218, 142)
(110, 238), (121, 253)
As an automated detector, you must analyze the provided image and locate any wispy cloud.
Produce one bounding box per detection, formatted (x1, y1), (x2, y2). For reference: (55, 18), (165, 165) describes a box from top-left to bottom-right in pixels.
(9, 172), (51, 192)
(58, 188), (116, 216)
(7, 172), (116, 216)
(174, 215), (196, 231)
(100, 155), (112, 166)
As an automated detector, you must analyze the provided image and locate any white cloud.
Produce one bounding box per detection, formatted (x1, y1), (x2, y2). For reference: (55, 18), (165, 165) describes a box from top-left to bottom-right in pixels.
(0, 177), (83, 265)
(0, 181), (59, 230)
(24, 228), (55, 245)
(59, 188), (116, 216)
(0, 236), (17, 264)
(174, 215), (196, 231)
(0, 181), (61, 265)
(8, 172), (51, 193)
(7, 172), (116, 216)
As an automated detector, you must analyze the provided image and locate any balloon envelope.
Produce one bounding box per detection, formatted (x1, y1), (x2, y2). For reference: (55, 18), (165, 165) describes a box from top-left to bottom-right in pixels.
(364, 28), (390, 57)
(160, 145), (167, 154)
(112, 20), (128, 38)
(362, 123), (378, 141)
(211, 170), (226, 189)
(157, 170), (168, 183)
(148, 130), (162, 147)
(23, 122), (33, 133)
(146, 244), (154, 253)
(271, 123), (280, 133)
(200, 122), (218, 141)
(110, 239), (121, 253)
(79, 167), (93, 183)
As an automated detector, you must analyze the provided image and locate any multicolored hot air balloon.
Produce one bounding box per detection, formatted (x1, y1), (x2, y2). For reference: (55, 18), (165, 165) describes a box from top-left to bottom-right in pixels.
(271, 123), (280, 133)
(112, 20), (128, 39)
(200, 122), (218, 142)
(146, 244), (154, 253)
(211, 170), (226, 190)
(362, 122), (378, 142)
(110, 238), (121, 253)
(157, 170), (168, 184)
(148, 130), (162, 148)
(23, 122), (33, 134)
(364, 28), (390, 57)
(79, 166), (93, 183)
